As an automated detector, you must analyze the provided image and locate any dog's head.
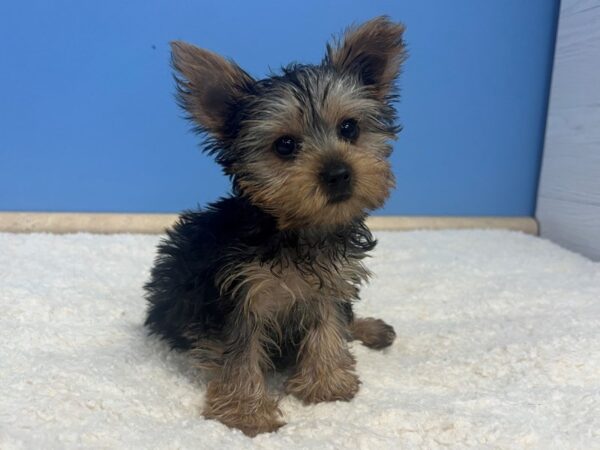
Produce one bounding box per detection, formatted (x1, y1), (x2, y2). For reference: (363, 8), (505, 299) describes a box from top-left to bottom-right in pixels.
(172, 16), (406, 230)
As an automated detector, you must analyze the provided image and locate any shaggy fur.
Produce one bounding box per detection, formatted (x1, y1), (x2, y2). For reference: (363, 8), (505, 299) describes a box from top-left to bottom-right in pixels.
(144, 16), (406, 436)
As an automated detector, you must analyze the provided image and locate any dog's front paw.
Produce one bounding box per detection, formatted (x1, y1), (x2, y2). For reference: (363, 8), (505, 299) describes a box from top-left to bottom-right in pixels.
(285, 368), (360, 404)
(203, 380), (284, 437)
(210, 411), (285, 437)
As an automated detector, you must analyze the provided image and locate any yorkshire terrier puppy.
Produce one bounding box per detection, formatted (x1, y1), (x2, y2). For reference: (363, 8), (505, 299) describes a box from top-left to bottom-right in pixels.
(145, 16), (406, 436)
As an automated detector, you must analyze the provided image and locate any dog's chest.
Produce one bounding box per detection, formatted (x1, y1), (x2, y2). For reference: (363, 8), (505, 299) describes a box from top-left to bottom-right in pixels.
(218, 247), (370, 315)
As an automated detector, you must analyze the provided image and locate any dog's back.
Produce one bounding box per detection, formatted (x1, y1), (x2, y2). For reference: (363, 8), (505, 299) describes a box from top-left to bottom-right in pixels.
(144, 196), (274, 351)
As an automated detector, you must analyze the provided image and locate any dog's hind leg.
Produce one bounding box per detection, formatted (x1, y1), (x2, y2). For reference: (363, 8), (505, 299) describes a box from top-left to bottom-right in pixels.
(349, 317), (396, 350)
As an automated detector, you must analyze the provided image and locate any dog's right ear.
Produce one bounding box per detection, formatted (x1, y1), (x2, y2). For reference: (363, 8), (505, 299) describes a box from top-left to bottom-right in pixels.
(171, 41), (254, 136)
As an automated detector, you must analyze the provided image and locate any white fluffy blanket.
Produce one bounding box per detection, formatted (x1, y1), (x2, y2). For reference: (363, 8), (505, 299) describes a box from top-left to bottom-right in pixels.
(1, 230), (599, 449)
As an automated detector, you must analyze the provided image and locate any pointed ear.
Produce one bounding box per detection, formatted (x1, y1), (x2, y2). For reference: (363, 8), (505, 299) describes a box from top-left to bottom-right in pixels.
(171, 41), (254, 135)
(325, 16), (406, 98)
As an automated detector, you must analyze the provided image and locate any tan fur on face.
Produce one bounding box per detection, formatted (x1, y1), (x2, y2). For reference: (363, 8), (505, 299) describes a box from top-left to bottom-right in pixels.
(238, 141), (394, 230)
(235, 75), (396, 230)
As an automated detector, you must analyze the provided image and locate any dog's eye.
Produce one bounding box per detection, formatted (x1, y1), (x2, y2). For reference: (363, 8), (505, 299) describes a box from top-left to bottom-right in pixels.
(339, 119), (359, 142)
(273, 136), (298, 159)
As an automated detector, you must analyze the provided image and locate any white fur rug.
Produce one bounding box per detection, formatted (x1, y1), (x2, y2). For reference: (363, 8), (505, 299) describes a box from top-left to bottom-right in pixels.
(1, 230), (599, 449)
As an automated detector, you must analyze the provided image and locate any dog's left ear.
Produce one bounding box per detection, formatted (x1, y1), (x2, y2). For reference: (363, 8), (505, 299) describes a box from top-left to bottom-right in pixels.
(325, 16), (406, 98)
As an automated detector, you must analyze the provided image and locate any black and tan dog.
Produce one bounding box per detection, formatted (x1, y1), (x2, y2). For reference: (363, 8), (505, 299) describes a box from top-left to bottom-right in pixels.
(145, 16), (406, 436)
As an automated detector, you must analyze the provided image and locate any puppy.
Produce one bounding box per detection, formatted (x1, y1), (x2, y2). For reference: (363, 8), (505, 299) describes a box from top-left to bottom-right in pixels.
(145, 16), (406, 436)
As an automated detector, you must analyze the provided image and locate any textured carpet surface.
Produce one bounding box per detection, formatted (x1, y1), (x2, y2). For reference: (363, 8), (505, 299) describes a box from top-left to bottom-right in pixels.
(1, 230), (599, 449)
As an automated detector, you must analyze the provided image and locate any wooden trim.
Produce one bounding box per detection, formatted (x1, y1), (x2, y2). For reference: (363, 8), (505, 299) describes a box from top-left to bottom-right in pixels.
(0, 212), (539, 235)
(367, 216), (538, 234)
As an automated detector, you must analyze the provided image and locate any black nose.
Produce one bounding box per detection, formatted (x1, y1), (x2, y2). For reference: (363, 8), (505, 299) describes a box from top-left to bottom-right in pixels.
(320, 161), (353, 202)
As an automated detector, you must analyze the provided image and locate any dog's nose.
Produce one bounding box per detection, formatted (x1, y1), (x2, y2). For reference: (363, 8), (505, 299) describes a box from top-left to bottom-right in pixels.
(320, 161), (353, 202)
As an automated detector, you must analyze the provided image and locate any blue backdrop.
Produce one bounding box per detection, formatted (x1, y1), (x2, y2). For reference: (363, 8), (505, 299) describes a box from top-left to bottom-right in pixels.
(0, 0), (559, 216)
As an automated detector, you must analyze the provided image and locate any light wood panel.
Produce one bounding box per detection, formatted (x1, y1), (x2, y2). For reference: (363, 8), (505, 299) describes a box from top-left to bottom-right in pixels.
(536, 0), (600, 261)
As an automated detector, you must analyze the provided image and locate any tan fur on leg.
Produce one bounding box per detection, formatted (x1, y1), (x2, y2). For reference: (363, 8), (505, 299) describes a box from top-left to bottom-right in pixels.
(285, 302), (360, 404)
(203, 373), (283, 437)
(202, 332), (284, 436)
(349, 317), (396, 350)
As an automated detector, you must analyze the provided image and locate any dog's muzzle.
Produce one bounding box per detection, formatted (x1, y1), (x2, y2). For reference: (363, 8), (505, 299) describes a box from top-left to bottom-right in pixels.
(319, 161), (353, 203)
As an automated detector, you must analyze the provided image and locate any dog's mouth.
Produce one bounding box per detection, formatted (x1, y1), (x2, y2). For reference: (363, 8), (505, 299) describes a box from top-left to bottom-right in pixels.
(327, 191), (353, 204)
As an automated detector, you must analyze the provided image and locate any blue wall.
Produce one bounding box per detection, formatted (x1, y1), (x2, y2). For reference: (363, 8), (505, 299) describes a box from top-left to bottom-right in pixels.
(0, 0), (559, 216)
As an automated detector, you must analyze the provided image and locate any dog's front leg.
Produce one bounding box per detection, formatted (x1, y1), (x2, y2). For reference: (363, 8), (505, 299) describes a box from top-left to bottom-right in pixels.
(285, 300), (360, 404)
(202, 315), (283, 436)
